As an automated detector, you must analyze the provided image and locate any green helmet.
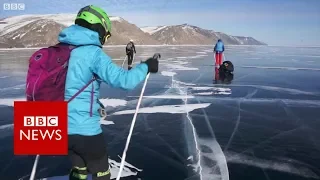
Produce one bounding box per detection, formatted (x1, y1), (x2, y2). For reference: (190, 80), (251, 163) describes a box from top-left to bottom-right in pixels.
(75, 5), (112, 44)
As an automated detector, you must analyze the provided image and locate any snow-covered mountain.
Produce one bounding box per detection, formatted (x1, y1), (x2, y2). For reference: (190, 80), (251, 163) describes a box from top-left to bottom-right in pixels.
(141, 24), (266, 45)
(232, 36), (266, 45)
(3, 19), (65, 48)
(0, 14), (159, 48)
(142, 24), (217, 45)
(140, 26), (168, 35)
(0, 14), (266, 48)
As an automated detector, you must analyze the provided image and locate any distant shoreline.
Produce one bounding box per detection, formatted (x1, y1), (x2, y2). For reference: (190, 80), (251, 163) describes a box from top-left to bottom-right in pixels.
(0, 44), (271, 50)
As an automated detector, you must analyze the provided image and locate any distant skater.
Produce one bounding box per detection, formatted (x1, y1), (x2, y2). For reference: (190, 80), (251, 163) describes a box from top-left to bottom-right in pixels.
(214, 39), (225, 66)
(126, 39), (136, 70)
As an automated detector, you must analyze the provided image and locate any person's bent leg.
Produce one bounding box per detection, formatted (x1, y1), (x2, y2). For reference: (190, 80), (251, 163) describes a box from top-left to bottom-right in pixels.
(78, 133), (111, 180)
(219, 53), (223, 65)
(215, 52), (219, 66)
(215, 67), (219, 81)
(88, 154), (111, 180)
(126, 54), (130, 68)
(216, 53), (220, 65)
(128, 52), (133, 70)
(68, 136), (88, 180)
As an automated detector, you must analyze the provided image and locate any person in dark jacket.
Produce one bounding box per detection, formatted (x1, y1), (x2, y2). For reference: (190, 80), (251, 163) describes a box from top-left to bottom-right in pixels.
(215, 60), (234, 83)
(214, 39), (225, 66)
(126, 39), (136, 70)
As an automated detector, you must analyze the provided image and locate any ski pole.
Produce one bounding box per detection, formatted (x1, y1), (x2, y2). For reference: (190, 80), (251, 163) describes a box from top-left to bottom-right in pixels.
(121, 56), (127, 68)
(116, 72), (150, 180)
(29, 154), (40, 180)
(116, 53), (160, 180)
(131, 53), (136, 66)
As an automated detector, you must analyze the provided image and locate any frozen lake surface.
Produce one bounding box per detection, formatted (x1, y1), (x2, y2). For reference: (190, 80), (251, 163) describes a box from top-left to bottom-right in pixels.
(0, 45), (320, 180)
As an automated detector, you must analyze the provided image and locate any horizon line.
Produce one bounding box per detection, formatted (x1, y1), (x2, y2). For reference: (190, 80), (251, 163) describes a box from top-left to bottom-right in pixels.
(2, 45), (320, 51)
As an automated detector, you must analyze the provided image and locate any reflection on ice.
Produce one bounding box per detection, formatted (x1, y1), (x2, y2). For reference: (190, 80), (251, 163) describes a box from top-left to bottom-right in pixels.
(226, 152), (320, 179)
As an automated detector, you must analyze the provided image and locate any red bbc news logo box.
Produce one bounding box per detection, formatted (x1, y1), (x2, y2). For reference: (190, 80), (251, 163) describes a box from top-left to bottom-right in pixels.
(14, 101), (68, 155)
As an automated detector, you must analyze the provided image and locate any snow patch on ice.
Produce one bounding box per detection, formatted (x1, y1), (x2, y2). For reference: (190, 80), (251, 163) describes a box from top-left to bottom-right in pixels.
(172, 79), (196, 86)
(0, 124), (13, 130)
(191, 87), (232, 95)
(161, 71), (177, 77)
(191, 87), (231, 91)
(195, 92), (213, 95)
(215, 92), (232, 95)
(197, 52), (207, 54)
(97, 98), (127, 108)
(203, 49), (213, 53)
(0, 76), (9, 79)
(0, 98), (127, 108)
(129, 95), (194, 99)
(173, 61), (189, 65)
(100, 120), (115, 125)
(190, 54), (208, 59)
(176, 57), (188, 59)
(195, 92), (231, 95)
(165, 64), (198, 71)
(0, 97), (25, 106)
(111, 103), (210, 115)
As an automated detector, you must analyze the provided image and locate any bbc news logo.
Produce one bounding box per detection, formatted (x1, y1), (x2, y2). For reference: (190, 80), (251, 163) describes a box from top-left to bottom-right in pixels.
(3, 3), (25, 10)
(21, 116), (62, 141)
(14, 101), (68, 155)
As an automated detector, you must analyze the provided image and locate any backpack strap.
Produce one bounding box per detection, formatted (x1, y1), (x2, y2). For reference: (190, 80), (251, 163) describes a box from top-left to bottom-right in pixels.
(61, 43), (102, 103)
(68, 77), (96, 103)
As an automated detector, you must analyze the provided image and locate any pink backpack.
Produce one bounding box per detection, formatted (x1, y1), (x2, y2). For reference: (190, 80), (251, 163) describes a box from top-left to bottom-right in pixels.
(26, 43), (95, 102)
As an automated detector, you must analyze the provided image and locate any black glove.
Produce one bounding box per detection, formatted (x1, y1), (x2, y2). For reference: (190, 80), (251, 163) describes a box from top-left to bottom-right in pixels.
(144, 53), (160, 73)
(152, 53), (161, 59)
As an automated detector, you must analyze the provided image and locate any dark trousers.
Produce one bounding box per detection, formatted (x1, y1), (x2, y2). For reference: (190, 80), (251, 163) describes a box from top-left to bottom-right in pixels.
(68, 133), (111, 180)
(127, 51), (134, 70)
